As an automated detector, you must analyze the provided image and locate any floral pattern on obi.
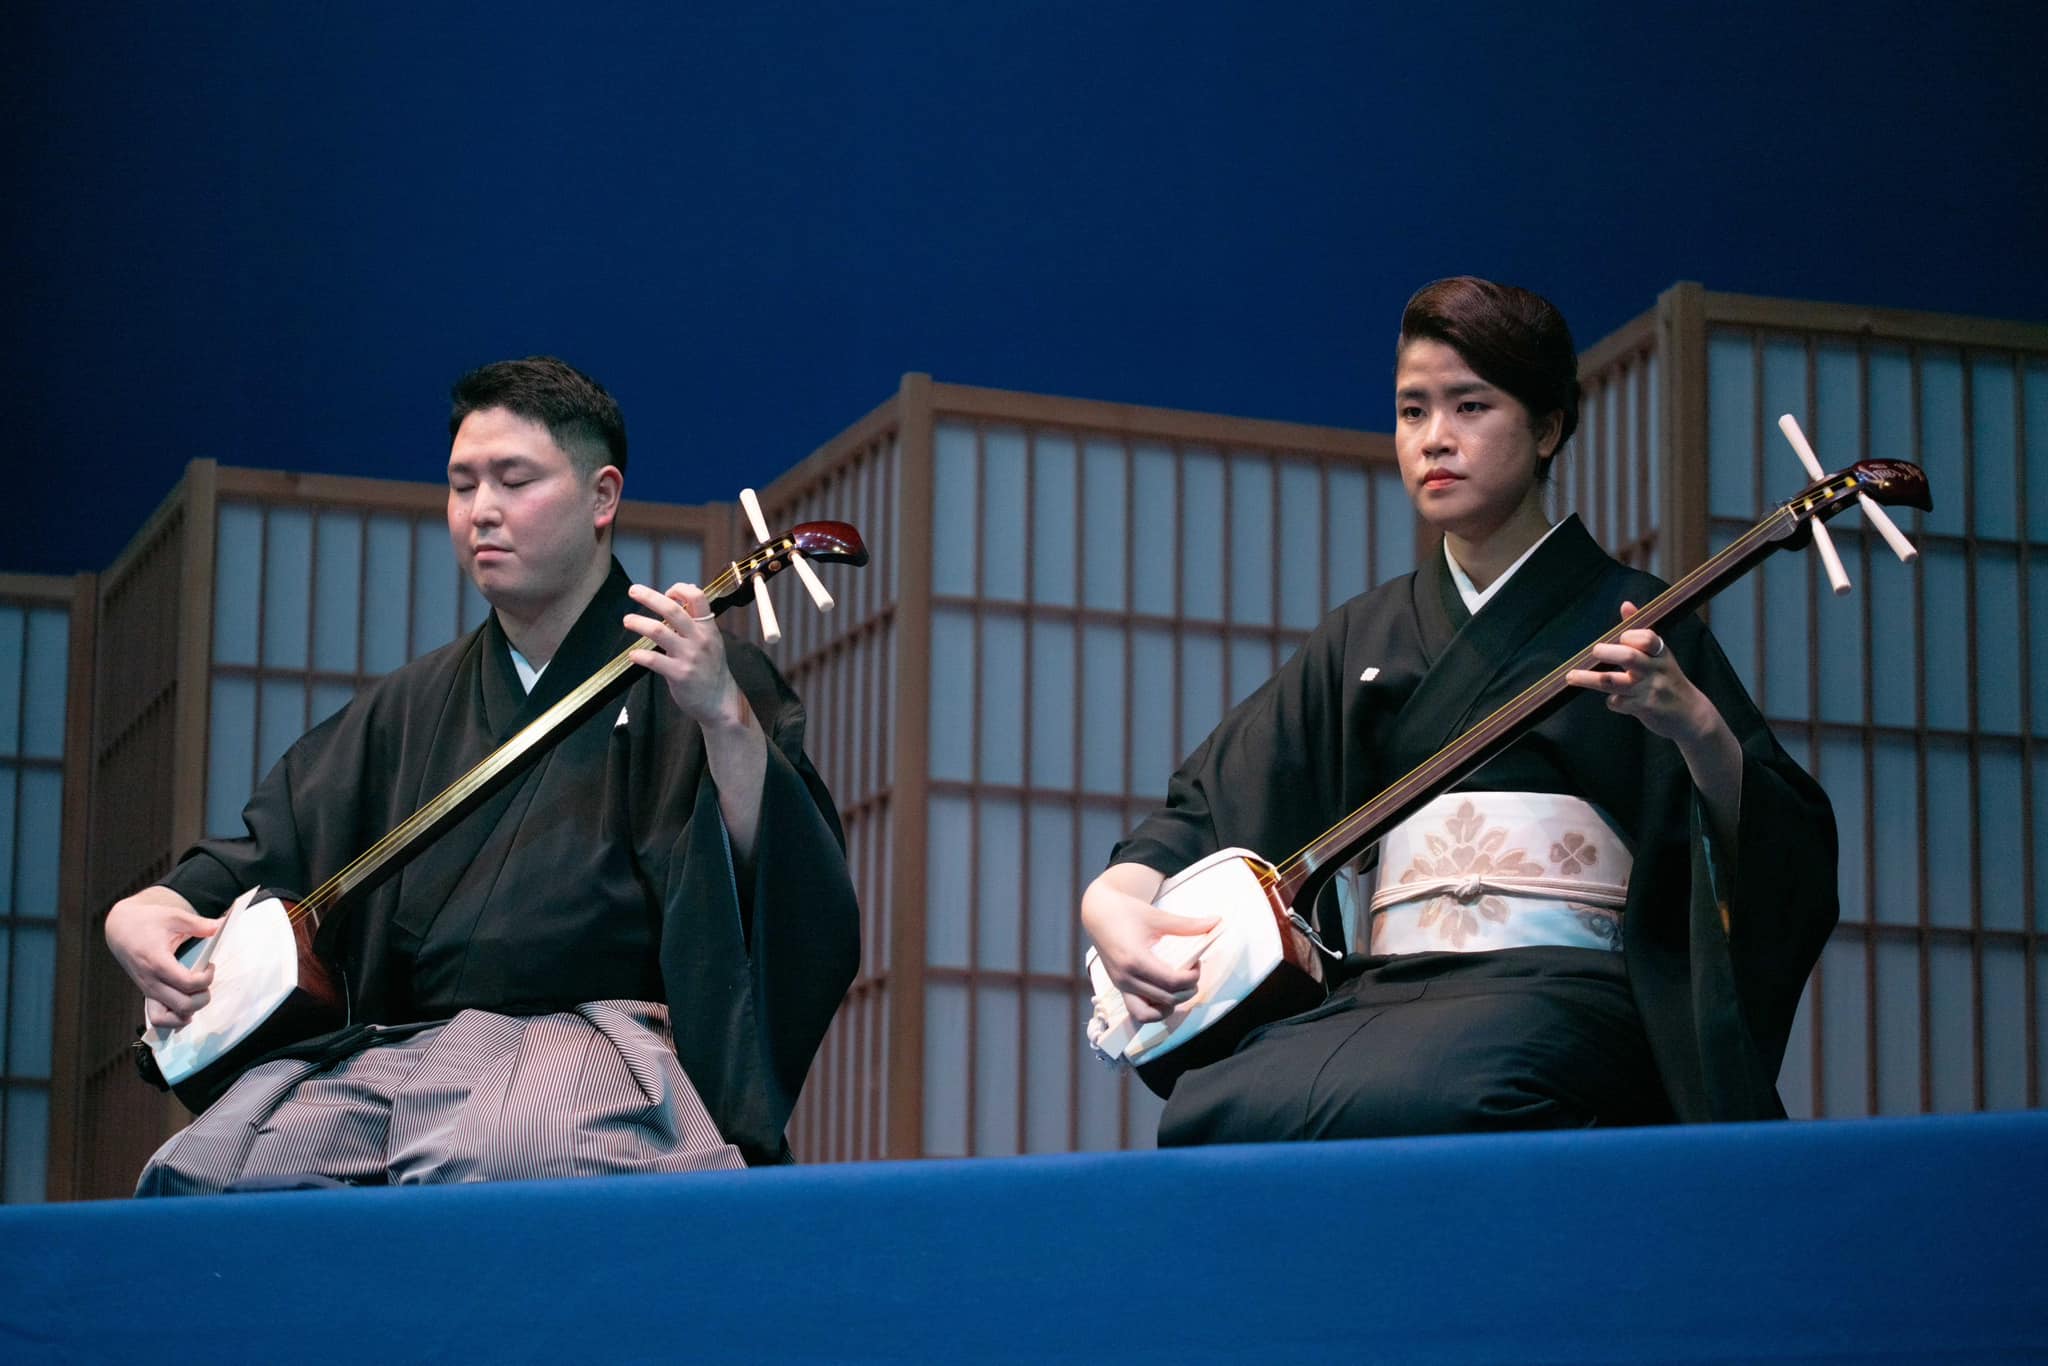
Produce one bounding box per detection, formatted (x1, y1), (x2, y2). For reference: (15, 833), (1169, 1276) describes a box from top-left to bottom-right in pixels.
(1551, 832), (1598, 877)
(1371, 792), (1632, 955)
(1565, 902), (1623, 949)
(1397, 802), (1548, 949)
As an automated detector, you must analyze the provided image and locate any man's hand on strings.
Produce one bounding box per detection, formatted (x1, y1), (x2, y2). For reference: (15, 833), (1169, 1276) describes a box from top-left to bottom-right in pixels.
(626, 581), (770, 863)
(626, 583), (754, 735)
(105, 886), (218, 1029)
(1081, 863), (1219, 1025)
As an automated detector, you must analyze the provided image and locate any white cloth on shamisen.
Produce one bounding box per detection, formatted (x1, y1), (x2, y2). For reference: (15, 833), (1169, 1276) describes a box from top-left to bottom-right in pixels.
(1368, 791), (1631, 954)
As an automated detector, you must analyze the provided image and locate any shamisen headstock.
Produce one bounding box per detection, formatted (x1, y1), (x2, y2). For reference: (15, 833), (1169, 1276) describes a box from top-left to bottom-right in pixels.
(1775, 459), (1932, 542)
(1846, 459), (1934, 511)
(706, 520), (871, 617)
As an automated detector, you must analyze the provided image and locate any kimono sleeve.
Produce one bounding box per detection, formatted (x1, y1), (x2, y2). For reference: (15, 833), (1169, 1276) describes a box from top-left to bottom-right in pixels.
(154, 701), (373, 917)
(1678, 618), (1840, 1092)
(658, 641), (860, 1164)
(1111, 608), (1355, 877)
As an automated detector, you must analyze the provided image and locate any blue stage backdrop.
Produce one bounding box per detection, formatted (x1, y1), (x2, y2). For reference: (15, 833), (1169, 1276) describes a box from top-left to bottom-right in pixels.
(3, 1), (2045, 577)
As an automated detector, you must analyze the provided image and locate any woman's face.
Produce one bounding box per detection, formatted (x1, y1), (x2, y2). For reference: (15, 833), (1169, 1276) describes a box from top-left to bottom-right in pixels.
(1394, 337), (1560, 542)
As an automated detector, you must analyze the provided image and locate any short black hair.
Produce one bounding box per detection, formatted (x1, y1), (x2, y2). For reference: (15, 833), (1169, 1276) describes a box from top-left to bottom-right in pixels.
(449, 356), (627, 477)
(1398, 277), (1578, 480)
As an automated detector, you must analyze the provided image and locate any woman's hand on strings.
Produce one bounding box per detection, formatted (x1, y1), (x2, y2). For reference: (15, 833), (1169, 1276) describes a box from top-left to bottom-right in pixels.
(625, 583), (751, 734)
(1568, 601), (1746, 845)
(1564, 601), (1721, 745)
(104, 886), (218, 1029)
(1081, 863), (1218, 1025)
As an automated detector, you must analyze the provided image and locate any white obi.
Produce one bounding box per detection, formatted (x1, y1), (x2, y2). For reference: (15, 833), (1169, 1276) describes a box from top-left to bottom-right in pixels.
(1368, 792), (1631, 955)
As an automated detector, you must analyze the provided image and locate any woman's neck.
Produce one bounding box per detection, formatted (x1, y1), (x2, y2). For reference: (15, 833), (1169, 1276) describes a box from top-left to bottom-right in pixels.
(1442, 493), (1552, 592)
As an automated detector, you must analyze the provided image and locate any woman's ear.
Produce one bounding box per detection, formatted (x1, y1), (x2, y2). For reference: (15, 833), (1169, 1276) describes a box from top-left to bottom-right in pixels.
(1535, 411), (1564, 460)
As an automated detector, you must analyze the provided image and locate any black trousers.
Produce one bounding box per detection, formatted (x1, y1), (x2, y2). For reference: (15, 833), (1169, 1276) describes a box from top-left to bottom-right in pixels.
(1158, 946), (1671, 1146)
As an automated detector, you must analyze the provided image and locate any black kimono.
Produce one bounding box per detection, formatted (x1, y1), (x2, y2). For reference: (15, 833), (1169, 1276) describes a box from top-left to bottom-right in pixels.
(159, 561), (859, 1165)
(1112, 517), (1837, 1139)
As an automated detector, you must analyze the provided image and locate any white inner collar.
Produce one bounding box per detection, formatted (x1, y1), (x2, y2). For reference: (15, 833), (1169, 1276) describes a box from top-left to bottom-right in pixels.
(507, 646), (547, 695)
(1444, 521), (1564, 616)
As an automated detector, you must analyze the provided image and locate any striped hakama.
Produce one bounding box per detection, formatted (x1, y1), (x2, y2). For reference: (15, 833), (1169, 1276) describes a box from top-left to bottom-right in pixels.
(137, 1000), (743, 1196)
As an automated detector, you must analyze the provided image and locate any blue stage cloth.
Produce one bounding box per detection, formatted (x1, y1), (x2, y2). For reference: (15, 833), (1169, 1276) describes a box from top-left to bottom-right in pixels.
(3, 1112), (2043, 1364)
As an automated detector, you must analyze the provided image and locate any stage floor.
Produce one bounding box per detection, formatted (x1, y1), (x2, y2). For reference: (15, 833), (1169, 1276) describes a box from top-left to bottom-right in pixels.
(3, 1111), (2043, 1363)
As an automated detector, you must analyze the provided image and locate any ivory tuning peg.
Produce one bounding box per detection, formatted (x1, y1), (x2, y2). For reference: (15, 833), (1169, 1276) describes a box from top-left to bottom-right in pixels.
(751, 572), (781, 644)
(738, 486), (774, 545)
(1777, 415), (1920, 566)
(1774, 415), (1852, 596)
(731, 490), (785, 642)
(787, 550), (835, 612)
(740, 486), (835, 613)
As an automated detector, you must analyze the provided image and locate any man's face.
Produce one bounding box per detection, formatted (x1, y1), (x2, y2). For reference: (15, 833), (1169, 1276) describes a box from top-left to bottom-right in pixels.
(1393, 337), (1557, 542)
(447, 407), (610, 617)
